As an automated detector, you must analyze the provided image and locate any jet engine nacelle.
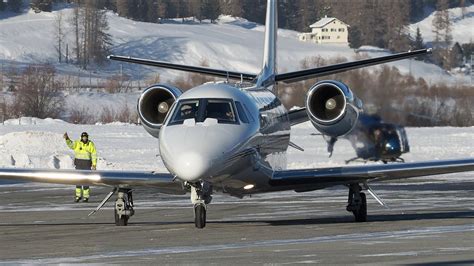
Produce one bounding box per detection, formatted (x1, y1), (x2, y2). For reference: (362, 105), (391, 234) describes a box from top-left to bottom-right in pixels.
(138, 84), (182, 138)
(306, 80), (363, 137)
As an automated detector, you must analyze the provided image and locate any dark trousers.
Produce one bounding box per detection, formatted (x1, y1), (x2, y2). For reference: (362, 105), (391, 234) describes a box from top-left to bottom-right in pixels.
(74, 159), (91, 194)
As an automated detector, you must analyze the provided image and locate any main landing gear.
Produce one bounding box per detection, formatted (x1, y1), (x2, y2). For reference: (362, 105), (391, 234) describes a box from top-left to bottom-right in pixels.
(114, 188), (135, 226)
(190, 182), (212, 229)
(346, 184), (367, 222)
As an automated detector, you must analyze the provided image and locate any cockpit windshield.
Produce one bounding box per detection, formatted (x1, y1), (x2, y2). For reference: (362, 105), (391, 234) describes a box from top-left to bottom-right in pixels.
(203, 100), (236, 123)
(169, 100), (199, 124)
(168, 99), (238, 125)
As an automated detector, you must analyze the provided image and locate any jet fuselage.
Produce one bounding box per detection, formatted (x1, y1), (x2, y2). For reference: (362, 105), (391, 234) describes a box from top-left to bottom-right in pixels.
(159, 82), (290, 195)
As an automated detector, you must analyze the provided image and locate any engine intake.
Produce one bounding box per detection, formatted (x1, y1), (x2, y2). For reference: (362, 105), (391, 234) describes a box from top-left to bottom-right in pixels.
(306, 80), (362, 137)
(138, 84), (182, 138)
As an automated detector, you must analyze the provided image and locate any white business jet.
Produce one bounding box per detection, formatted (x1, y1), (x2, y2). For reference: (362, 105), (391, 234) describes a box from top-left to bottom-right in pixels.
(1, 0), (473, 228)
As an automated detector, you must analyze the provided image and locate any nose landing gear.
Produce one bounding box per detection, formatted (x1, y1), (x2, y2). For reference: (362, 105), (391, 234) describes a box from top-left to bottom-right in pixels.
(190, 182), (212, 229)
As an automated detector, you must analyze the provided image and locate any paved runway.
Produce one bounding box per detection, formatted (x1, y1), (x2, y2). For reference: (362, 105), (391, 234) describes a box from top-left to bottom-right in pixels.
(1, 177), (474, 264)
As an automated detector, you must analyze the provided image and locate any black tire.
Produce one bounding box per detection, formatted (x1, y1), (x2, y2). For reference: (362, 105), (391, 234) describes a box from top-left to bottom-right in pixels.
(353, 192), (367, 222)
(114, 208), (129, 226)
(194, 204), (206, 229)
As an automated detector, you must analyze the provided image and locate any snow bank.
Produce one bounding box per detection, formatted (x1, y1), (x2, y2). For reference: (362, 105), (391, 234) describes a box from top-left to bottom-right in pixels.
(0, 120), (472, 183)
(3, 117), (69, 125)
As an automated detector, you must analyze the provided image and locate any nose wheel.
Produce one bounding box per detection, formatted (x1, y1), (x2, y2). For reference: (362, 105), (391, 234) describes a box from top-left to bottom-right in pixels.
(194, 203), (206, 229)
(190, 182), (212, 228)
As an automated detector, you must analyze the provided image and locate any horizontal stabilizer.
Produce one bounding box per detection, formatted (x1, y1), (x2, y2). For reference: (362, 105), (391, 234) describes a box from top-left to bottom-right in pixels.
(276, 48), (432, 84)
(108, 55), (257, 81)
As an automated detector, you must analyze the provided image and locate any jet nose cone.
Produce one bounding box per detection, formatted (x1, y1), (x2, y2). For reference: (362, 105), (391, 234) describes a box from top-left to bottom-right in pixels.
(174, 152), (210, 182)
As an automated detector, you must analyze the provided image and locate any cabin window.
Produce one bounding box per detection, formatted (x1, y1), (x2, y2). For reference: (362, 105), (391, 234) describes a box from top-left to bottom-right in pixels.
(235, 101), (249, 124)
(242, 103), (255, 122)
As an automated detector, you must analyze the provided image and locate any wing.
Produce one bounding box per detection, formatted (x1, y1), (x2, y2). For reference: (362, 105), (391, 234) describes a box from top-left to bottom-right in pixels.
(269, 158), (474, 192)
(275, 49), (431, 84)
(0, 168), (186, 195)
(288, 107), (309, 126)
(108, 55), (257, 81)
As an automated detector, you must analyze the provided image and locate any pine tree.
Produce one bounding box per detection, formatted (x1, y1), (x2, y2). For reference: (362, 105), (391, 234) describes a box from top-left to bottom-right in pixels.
(384, 0), (410, 51)
(348, 26), (362, 49)
(296, 0), (316, 32)
(460, 0), (467, 19)
(204, 0), (220, 23)
(54, 12), (65, 63)
(115, 0), (129, 18)
(157, 0), (168, 19)
(69, 0), (111, 69)
(432, 4), (444, 46)
(414, 27), (425, 50)
(145, 0), (157, 22)
(224, 0), (243, 18)
(175, 0), (189, 18)
(70, 4), (82, 65)
(190, 0), (203, 22)
(31, 0), (53, 12)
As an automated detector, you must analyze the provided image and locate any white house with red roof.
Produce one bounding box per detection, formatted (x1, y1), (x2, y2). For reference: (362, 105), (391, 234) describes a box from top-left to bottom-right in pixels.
(298, 16), (349, 44)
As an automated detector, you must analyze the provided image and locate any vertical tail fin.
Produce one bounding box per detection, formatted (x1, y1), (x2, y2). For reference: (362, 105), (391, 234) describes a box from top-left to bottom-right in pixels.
(256, 0), (277, 87)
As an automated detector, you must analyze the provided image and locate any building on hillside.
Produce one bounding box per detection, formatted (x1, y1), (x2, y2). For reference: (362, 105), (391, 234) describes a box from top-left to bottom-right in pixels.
(298, 16), (349, 44)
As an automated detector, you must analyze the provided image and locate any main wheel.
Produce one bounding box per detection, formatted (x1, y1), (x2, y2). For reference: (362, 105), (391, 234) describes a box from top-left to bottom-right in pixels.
(353, 192), (367, 222)
(194, 204), (206, 229)
(115, 208), (129, 226)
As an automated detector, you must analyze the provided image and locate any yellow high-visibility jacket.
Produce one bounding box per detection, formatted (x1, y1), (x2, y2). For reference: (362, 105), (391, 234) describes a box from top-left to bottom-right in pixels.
(66, 139), (98, 166)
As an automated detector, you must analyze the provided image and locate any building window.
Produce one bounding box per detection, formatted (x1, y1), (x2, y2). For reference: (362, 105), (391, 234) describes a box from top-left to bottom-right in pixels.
(338, 28), (345, 32)
(331, 28), (336, 32)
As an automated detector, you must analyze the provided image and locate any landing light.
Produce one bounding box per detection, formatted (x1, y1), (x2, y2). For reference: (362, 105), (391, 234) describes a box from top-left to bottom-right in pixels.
(244, 184), (255, 190)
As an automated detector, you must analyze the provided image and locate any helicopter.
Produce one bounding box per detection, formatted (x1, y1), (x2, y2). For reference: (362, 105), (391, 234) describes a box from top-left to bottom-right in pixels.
(324, 113), (410, 164)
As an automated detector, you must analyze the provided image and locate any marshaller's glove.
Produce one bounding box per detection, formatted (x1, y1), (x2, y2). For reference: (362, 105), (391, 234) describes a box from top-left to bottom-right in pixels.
(63, 132), (69, 140)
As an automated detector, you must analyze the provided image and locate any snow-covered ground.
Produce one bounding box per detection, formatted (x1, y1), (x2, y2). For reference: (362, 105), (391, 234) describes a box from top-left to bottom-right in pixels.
(409, 4), (474, 45)
(0, 7), (470, 86)
(0, 118), (472, 182)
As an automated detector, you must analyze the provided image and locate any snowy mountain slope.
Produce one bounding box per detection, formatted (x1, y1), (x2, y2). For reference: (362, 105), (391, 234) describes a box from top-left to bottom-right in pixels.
(0, 8), (469, 86)
(409, 5), (474, 45)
